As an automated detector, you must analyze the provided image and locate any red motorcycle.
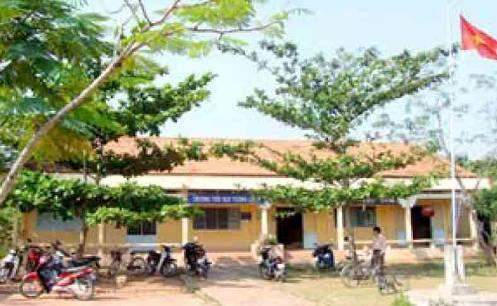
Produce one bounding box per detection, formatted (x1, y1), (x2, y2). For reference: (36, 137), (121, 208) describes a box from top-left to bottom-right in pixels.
(25, 245), (43, 273)
(19, 253), (96, 300)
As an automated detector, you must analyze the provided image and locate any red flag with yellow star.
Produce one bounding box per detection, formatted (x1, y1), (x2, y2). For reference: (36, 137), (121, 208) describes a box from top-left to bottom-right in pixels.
(461, 15), (497, 60)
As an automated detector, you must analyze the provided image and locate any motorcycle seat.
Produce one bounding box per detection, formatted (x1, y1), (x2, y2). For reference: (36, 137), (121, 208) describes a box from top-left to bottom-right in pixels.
(64, 266), (88, 273)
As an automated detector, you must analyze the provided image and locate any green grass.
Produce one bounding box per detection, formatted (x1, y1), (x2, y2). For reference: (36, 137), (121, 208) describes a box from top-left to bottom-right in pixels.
(391, 294), (414, 306)
(277, 262), (497, 306)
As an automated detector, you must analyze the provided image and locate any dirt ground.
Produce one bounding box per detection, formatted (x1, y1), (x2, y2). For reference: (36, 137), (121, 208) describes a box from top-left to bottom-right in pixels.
(1, 261), (497, 306)
(0, 276), (207, 306)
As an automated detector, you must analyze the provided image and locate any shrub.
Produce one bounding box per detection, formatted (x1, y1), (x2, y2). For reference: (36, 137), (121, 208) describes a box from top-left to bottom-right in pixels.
(391, 294), (414, 306)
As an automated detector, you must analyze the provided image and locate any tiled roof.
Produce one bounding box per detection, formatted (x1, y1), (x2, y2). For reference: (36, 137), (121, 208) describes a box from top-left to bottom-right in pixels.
(104, 136), (476, 178)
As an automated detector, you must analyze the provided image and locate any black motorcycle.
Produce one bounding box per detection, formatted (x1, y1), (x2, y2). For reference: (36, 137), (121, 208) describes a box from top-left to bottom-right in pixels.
(312, 243), (335, 270)
(258, 246), (286, 281)
(183, 242), (211, 278)
(146, 245), (177, 277)
(51, 241), (101, 272)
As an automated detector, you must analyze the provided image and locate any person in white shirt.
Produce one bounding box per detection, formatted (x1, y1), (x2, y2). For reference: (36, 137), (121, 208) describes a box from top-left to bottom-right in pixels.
(371, 226), (387, 274)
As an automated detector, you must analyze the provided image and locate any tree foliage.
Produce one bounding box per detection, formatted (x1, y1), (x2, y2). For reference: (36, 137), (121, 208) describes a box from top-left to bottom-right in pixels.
(0, 0), (115, 160)
(0, 0), (290, 206)
(218, 41), (448, 212)
(7, 171), (196, 227)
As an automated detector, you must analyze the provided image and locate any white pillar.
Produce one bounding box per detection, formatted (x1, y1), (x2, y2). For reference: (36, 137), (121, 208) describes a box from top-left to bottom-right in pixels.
(181, 217), (189, 245)
(337, 206), (344, 251)
(180, 186), (189, 245)
(405, 206), (413, 249)
(399, 196), (416, 249)
(97, 223), (105, 257)
(469, 209), (478, 250)
(260, 203), (270, 238)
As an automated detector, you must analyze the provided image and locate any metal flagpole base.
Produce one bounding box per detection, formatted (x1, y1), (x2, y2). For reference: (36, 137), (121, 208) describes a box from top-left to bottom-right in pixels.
(439, 245), (478, 296)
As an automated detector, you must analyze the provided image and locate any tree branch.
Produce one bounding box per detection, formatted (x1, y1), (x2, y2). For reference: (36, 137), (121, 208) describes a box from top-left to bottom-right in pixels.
(176, 0), (214, 9)
(188, 21), (279, 36)
(137, 0), (152, 25)
(150, 0), (182, 27)
(123, 0), (141, 25)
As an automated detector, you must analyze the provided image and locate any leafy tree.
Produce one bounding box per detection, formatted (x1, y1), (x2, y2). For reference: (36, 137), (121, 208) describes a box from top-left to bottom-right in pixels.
(370, 69), (497, 264)
(0, 0), (113, 162)
(0, 0), (293, 205)
(217, 41), (447, 238)
(7, 171), (198, 250)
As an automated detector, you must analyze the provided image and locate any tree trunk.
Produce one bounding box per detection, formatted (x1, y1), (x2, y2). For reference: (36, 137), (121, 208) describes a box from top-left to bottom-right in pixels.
(10, 210), (19, 248)
(477, 220), (497, 266)
(78, 222), (88, 257)
(0, 49), (132, 206)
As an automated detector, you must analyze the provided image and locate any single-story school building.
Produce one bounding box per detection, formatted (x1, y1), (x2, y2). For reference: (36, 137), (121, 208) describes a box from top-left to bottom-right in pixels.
(21, 137), (491, 252)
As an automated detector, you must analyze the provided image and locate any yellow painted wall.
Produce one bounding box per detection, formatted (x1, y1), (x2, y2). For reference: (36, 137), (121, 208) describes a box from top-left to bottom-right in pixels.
(23, 211), (180, 249)
(345, 206), (383, 241)
(158, 219), (182, 243)
(23, 211), (96, 245)
(408, 199), (471, 240)
(21, 199), (472, 252)
(302, 211), (335, 245)
(191, 204), (260, 251)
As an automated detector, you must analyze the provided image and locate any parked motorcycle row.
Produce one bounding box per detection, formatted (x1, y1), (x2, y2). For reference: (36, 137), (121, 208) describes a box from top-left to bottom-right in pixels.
(0, 241), (99, 300)
(256, 243), (335, 282)
(106, 243), (211, 279)
(0, 240), (337, 299)
(0, 240), (212, 300)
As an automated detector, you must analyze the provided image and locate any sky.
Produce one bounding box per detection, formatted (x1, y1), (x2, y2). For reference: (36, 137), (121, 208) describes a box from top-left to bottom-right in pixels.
(87, 0), (497, 157)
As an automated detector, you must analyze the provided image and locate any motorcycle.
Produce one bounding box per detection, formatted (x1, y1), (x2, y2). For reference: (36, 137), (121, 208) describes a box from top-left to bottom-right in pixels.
(25, 244), (44, 273)
(19, 252), (96, 300)
(312, 243), (335, 270)
(0, 248), (23, 282)
(146, 245), (177, 277)
(183, 242), (211, 278)
(52, 241), (101, 271)
(258, 246), (286, 281)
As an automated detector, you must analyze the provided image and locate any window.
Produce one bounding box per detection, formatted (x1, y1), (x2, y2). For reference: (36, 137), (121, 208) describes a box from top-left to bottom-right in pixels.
(350, 207), (376, 227)
(36, 213), (82, 231)
(127, 221), (157, 235)
(194, 208), (241, 230)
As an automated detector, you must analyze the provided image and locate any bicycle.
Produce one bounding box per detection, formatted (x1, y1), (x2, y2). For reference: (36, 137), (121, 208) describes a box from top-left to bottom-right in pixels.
(107, 249), (148, 278)
(339, 238), (409, 294)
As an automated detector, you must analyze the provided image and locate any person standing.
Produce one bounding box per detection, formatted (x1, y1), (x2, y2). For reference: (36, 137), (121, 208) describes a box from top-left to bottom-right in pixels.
(371, 226), (387, 274)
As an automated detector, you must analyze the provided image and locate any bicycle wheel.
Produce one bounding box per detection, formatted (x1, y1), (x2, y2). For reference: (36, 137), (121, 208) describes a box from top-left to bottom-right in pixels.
(378, 274), (397, 295)
(128, 256), (147, 276)
(391, 273), (410, 292)
(340, 264), (363, 287)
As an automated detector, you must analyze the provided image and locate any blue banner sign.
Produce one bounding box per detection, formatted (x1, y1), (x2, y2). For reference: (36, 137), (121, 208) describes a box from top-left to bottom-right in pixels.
(187, 192), (256, 204)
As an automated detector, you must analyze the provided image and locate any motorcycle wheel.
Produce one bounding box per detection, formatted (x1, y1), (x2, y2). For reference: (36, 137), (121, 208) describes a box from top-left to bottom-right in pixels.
(0, 267), (9, 283)
(160, 262), (177, 277)
(199, 265), (209, 279)
(277, 273), (286, 282)
(185, 264), (196, 276)
(127, 257), (147, 276)
(19, 278), (44, 299)
(74, 277), (95, 301)
(258, 265), (272, 280)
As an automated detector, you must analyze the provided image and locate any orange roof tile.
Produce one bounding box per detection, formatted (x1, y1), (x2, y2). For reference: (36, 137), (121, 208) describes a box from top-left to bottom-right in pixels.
(104, 136), (476, 178)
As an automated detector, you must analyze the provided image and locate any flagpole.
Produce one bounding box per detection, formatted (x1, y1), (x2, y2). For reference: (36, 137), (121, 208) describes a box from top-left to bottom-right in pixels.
(446, 0), (459, 285)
